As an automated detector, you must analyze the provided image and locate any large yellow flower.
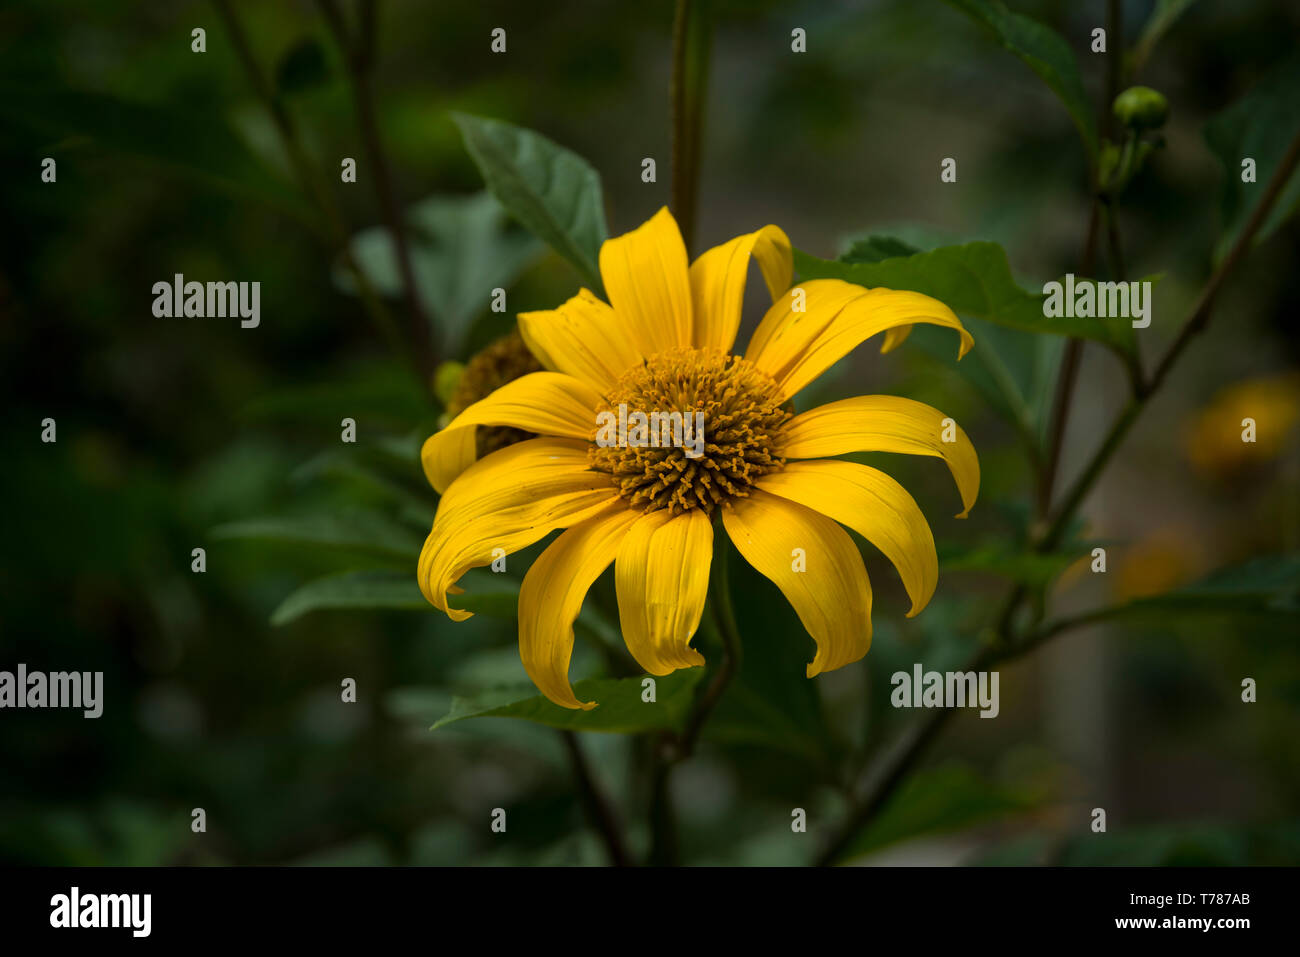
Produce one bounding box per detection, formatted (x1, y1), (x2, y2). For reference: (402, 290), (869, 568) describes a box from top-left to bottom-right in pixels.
(418, 208), (978, 710)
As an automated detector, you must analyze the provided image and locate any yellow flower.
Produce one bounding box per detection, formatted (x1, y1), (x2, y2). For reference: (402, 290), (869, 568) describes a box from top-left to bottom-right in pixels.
(1185, 373), (1300, 478)
(418, 208), (979, 709)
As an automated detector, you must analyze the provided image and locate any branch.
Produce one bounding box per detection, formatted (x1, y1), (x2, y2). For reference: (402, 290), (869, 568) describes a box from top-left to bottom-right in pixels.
(1046, 123), (1300, 550)
(211, 0), (409, 374)
(560, 730), (632, 867)
(1146, 127), (1300, 397)
(813, 644), (994, 866)
(317, 0), (436, 389)
(814, 123), (1300, 869)
(1038, 0), (1125, 521)
(648, 530), (741, 865)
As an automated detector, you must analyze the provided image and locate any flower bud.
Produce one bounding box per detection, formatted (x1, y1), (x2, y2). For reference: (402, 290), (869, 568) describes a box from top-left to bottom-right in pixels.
(1113, 86), (1169, 131)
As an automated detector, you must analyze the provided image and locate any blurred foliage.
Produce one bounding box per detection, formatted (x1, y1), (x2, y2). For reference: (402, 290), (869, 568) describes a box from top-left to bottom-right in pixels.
(1, 0), (1298, 867)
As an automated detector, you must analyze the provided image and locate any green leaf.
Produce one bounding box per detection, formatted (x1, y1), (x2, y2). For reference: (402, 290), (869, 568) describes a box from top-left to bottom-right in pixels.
(452, 113), (608, 292)
(0, 86), (307, 219)
(1204, 54), (1300, 262)
(793, 244), (1137, 355)
(212, 511), (423, 561)
(840, 235), (921, 264)
(291, 451), (436, 529)
(1105, 552), (1300, 618)
(1131, 0), (1199, 75)
(431, 669), (705, 734)
(339, 192), (544, 352)
(707, 553), (836, 767)
(834, 232), (1064, 453)
(940, 0), (1097, 158)
(839, 763), (1036, 862)
(241, 360), (430, 428)
(940, 540), (1090, 586)
(270, 569), (427, 625)
(909, 318), (1057, 457)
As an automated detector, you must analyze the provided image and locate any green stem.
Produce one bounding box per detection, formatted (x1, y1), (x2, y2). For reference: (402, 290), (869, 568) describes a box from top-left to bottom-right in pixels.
(669, 0), (710, 254)
(647, 529), (742, 865)
(1035, 191), (1099, 522)
(679, 535), (742, 756)
(560, 730), (632, 867)
(812, 117), (1300, 876)
(318, 0), (437, 390)
(211, 0), (412, 382)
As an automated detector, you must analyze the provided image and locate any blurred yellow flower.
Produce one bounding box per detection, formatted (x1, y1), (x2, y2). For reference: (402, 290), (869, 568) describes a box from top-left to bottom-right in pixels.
(1114, 527), (1206, 602)
(417, 208), (979, 709)
(1185, 374), (1300, 477)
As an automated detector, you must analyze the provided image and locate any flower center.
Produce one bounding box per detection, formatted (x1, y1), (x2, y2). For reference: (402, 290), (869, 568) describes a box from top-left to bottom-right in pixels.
(446, 328), (543, 458)
(589, 347), (789, 516)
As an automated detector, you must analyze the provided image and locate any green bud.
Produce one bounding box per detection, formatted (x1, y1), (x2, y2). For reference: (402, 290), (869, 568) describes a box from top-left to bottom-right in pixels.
(1112, 86), (1169, 131)
(1097, 141), (1122, 190)
(433, 360), (466, 409)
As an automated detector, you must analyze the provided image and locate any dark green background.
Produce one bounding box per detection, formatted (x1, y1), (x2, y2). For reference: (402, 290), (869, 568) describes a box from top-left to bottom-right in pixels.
(1, 0), (1297, 865)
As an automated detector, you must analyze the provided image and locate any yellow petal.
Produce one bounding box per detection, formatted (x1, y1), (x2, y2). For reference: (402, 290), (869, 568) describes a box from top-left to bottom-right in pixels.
(780, 395), (980, 518)
(519, 503), (642, 709)
(421, 372), (602, 494)
(599, 206), (693, 355)
(518, 289), (643, 394)
(689, 225), (792, 352)
(759, 460), (938, 617)
(721, 489), (872, 676)
(745, 279), (973, 401)
(418, 438), (617, 619)
(615, 509), (711, 675)
(881, 326), (911, 353)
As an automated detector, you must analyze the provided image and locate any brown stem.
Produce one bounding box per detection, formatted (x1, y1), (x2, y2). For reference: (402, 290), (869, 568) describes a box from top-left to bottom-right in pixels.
(812, 99), (1300, 877)
(813, 644), (994, 866)
(1036, 198), (1099, 519)
(1047, 125), (1300, 548)
(1147, 128), (1300, 397)
(560, 730), (632, 867)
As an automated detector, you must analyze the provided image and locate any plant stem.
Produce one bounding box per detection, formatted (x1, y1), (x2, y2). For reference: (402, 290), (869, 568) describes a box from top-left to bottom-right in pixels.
(560, 730), (632, 867)
(813, 125), (1300, 868)
(647, 530), (742, 865)
(318, 0), (436, 389)
(1036, 195), (1098, 521)
(1147, 127), (1300, 396)
(646, 739), (679, 866)
(813, 642), (995, 866)
(211, 0), (411, 376)
(679, 536), (742, 756)
(669, 0), (710, 254)
(1104, 0), (1125, 132)
(1049, 124), (1300, 545)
